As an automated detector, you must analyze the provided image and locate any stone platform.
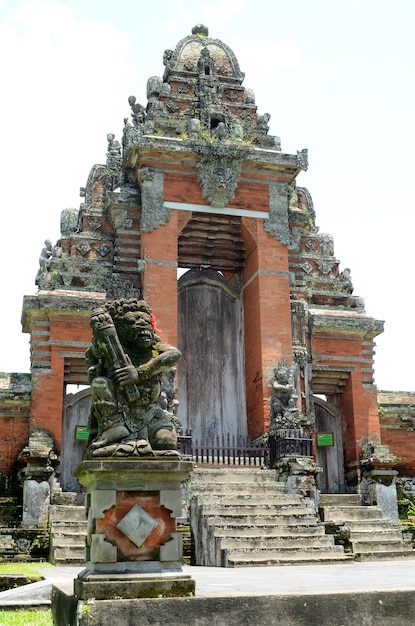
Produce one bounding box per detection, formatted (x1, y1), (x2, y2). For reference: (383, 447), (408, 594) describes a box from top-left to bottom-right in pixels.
(51, 561), (415, 626)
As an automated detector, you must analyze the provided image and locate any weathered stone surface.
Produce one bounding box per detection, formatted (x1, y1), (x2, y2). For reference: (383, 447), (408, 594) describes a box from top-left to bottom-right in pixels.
(52, 585), (415, 626)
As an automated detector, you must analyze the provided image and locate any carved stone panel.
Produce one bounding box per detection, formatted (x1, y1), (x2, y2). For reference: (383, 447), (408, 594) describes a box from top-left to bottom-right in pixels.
(139, 168), (169, 232)
(265, 183), (290, 244)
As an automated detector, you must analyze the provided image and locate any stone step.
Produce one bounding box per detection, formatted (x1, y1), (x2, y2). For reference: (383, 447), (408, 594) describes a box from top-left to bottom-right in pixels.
(218, 535), (338, 550)
(225, 551), (352, 567)
(344, 518), (401, 531)
(50, 491), (86, 506)
(321, 505), (383, 522)
(350, 540), (409, 553)
(353, 550), (415, 562)
(204, 513), (318, 526)
(348, 528), (405, 541)
(200, 504), (314, 517)
(191, 482), (286, 494)
(319, 494), (361, 506)
(50, 533), (86, 547)
(51, 545), (86, 564)
(191, 468), (281, 485)
(212, 525), (327, 538)
(49, 505), (86, 522)
(194, 493), (305, 506)
(50, 521), (87, 534)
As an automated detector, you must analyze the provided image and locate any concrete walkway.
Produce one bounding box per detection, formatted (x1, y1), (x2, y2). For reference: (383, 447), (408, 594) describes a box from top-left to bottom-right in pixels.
(1, 560), (415, 608)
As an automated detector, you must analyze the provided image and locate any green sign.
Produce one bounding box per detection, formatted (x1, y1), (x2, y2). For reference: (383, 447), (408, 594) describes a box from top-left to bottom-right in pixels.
(317, 432), (334, 447)
(75, 425), (89, 441)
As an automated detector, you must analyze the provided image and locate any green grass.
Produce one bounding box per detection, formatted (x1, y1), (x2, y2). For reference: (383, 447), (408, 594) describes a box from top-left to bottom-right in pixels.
(0, 562), (51, 577)
(0, 563), (54, 625)
(0, 608), (53, 626)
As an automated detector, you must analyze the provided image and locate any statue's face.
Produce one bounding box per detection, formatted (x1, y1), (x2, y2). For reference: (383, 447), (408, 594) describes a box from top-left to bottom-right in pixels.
(121, 310), (154, 348)
(278, 368), (289, 384)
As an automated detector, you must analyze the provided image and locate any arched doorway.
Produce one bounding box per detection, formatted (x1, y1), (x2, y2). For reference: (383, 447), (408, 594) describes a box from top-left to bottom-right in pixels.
(178, 268), (247, 442)
(61, 388), (91, 492)
(314, 396), (345, 493)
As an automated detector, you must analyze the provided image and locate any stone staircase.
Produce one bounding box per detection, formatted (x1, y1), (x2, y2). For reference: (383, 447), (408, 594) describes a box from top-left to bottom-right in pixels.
(190, 467), (351, 567)
(49, 490), (87, 565)
(319, 494), (415, 561)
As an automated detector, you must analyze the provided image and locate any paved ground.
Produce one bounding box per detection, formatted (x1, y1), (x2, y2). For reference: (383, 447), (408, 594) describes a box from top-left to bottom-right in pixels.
(1, 559), (415, 608)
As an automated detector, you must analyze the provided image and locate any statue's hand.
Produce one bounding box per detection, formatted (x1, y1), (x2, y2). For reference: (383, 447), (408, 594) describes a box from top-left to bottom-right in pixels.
(114, 365), (139, 387)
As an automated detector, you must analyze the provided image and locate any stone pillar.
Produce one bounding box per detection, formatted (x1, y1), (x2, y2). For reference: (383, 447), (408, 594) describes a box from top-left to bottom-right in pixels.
(19, 429), (57, 528)
(359, 445), (400, 519)
(73, 458), (195, 600)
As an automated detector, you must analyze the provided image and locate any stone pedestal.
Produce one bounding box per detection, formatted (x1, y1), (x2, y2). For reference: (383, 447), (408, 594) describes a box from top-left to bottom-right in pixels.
(274, 456), (322, 509)
(18, 428), (57, 528)
(360, 444), (400, 519)
(73, 458), (195, 600)
(360, 465), (399, 519)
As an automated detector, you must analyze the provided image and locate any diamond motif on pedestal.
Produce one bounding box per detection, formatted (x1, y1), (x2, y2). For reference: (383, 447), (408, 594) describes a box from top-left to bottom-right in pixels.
(116, 504), (158, 548)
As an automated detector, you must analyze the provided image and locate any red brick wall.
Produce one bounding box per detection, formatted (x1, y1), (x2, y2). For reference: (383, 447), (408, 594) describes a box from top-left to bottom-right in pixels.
(29, 313), (91, 455)
(241, 217), (293, 437)
(311, 331), (381, 466)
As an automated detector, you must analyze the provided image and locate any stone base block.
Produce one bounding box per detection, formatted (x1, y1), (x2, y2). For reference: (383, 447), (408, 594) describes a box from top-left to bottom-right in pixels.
(74, 570), (195, 600)
(52, 584), (415, 626)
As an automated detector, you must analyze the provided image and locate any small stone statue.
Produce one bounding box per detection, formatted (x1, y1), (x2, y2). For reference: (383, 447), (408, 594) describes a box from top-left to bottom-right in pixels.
(128, 95), (146, 126)
(85, 298), (181, 458)
(339, 267), (353, 293)
(35, 239), (53, 288)
(270, 361), (300, 431)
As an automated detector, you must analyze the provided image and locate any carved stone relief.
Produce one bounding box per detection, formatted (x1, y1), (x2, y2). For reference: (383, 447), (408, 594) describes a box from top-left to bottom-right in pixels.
(139, 168), (169, 232)
(265, 183), (290, 244)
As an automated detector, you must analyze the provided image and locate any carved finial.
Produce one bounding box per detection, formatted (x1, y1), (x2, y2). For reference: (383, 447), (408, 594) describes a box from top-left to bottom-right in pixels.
(297, 148), (309, 171)
(192, 24), (209, 37)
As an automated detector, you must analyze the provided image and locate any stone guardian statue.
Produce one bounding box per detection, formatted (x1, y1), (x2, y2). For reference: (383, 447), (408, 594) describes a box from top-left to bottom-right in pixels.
(85, 298), (181, 458)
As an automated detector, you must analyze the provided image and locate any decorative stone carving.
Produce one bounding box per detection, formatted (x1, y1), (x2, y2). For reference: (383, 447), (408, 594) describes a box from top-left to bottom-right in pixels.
(195, 146), (243, 208)
(60, 208), (79, 236)
(139, 167), (169, 232)
(161, 367), (181, 434)
(192, 23), (209, 37)
(317, 259), (335, 275)
(166, 100), (180, 114)
(85, 299), (181, 458)
(265, 183), (290, 244)
(97, 243), (111, 257)
(300, 261), (313, 274)
(88, 218), (101, 231)
(109, 276), (141, 300)
(296, 148), (309, 171)
(320, 233), (334, 256)
(269, 361), (301, 431)
(257, 112), (271, 134)
(147, 76), (163, 101)
(244, 88), (255, 105)
(76, 242), (91, 256)
(106, 133), (122, 190)
(82, 164), (108, 208)
(339, 267), (353, 293)
(35, 239), (63, 289)
(128, 95), (146, 127)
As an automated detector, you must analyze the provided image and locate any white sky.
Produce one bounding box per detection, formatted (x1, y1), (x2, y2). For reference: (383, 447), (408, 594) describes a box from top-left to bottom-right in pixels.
(0, 0), (413, 391)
